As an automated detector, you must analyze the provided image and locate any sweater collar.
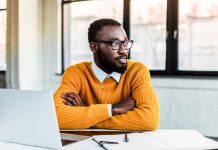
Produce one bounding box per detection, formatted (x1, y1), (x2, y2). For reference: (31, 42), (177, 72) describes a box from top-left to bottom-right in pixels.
(91, 61), (121, 83)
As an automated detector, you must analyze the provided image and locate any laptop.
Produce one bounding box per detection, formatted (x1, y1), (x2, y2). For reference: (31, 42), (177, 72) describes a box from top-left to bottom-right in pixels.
(0, 89), (73, 150)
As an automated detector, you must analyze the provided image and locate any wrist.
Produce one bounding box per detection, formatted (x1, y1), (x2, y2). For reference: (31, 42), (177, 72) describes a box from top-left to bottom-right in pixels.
(112, 104), (117, 115)
(112, 104), (122, 116)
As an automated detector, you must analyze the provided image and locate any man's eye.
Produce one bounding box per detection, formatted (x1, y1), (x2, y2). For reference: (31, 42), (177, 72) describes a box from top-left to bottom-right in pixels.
(113, 41), (120, 45)
(124, 41), (130, 45)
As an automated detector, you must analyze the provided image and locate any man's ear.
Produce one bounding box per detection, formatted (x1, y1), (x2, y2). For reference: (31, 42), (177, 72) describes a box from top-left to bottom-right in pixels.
(89, 42), (98, 53)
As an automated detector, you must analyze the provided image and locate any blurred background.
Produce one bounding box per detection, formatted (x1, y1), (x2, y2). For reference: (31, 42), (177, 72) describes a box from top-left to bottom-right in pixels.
(0, 0), (218, 139)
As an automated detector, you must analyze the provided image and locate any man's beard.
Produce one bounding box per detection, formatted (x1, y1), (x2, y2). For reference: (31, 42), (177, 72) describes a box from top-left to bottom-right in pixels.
(98, 49), (127, 74)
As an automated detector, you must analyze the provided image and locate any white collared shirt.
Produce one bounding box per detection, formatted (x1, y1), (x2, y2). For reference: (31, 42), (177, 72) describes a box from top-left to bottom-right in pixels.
(91, 62), (122, 117)
(92, 61), (121, 83)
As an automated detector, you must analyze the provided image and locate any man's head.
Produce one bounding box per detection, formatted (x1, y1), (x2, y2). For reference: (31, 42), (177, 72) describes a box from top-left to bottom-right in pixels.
(88, 18), (133, 74)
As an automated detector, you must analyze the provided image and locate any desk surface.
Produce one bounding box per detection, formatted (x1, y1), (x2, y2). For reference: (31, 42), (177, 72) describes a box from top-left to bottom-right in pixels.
(1, 130), (218, 150)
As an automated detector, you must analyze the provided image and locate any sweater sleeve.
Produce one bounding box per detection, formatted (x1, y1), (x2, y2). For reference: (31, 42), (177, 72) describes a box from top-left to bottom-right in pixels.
(53, 66), (109, 129)
(94, 64), (159, 130)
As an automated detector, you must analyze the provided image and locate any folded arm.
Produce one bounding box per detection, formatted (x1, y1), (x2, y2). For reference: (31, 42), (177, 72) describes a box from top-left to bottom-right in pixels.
(93, 66), (160, 130)
(54, 96), (110, 129)
(54, 67), (110, 129)
(60, 92), (137, 129)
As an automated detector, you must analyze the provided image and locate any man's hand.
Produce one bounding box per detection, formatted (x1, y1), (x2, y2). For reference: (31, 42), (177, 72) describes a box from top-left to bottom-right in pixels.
(112, 97), (136, 116)
(61, 92), (85, 106)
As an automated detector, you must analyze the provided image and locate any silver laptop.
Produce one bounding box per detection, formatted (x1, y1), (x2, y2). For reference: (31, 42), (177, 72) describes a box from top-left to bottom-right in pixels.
(0, 89), (63, 150)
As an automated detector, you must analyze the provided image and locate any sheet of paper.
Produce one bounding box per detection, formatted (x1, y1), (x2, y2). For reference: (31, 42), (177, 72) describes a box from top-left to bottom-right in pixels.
(92, 130), (218, 150)
(143, 130), (218, 149)
(93, 133), (168, 150)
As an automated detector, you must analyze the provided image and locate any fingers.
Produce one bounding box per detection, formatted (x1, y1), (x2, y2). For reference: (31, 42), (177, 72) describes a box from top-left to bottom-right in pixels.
(70, 93), (83, 106)
(68, 93), (84, 106)
(61, 92), (84, 106)
(128, 97), (136, 110)
(112, 97), (136, 116)
(61, 93), (77, 106)
(62, 99), (73, 106)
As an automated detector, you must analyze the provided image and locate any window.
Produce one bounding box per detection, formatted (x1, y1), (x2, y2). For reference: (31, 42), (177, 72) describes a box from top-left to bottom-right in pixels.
(179, 0), (218, 71)
(63, 0), (123, 69)
(0, 0), (7, 71)
(61, 0), (218, 76)
(130, 0), (167, 70)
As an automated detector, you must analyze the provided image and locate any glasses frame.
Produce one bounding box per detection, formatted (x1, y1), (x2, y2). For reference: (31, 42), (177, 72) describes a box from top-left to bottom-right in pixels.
(95, 40), (134, 50)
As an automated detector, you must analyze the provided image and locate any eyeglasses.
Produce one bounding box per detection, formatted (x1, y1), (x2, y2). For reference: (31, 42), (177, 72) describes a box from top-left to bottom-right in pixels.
(95, 40), (134, 50)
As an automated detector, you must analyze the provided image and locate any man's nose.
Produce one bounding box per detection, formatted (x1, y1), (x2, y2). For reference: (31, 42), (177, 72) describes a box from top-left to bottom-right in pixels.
(118, 43), (128, 54)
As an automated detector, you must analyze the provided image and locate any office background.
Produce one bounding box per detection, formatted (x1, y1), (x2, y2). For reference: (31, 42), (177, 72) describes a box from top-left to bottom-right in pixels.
(0, 0), (218, 138)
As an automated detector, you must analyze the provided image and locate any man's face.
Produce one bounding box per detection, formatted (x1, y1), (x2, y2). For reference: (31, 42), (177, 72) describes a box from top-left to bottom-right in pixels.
(95, 25), (129, 74)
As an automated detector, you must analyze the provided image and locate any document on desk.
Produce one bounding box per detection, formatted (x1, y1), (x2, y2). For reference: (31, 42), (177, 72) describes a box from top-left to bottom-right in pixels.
(92, 130), (218, 150)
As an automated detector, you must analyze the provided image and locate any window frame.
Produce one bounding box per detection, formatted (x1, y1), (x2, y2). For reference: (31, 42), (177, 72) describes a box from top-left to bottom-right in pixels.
(61, 0), (218, 76)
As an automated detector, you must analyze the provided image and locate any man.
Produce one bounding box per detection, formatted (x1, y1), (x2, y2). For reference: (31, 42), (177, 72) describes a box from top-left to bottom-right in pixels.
(54, 18), (159, 130)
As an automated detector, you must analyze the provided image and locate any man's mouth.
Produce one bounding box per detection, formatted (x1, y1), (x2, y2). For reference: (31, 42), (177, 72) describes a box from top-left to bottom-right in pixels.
(117, 56), (127, 64)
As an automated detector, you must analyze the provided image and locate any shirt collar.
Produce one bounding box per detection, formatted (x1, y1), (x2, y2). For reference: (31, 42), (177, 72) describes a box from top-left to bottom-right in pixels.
(91, 61), (121, 83)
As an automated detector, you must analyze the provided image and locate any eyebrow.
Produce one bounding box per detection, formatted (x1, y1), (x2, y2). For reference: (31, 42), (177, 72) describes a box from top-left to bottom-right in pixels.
(110, 38), (129, 41)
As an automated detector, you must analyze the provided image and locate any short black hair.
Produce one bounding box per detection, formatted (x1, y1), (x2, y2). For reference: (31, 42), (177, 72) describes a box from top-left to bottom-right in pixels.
(88, 18), (121, 43)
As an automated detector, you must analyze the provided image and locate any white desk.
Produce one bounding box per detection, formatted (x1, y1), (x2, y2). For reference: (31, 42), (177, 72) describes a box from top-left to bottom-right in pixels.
(1, 130), (218, 150)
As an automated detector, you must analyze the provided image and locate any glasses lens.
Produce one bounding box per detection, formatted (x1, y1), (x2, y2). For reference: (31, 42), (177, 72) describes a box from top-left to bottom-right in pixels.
(111, 40), (133, 50)
(112, 40), (121, 49)
(123, 40), (133, 49)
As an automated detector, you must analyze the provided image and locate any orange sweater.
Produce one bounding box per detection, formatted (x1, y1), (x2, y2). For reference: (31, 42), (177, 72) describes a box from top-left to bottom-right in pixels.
(54, 60), (159, 130)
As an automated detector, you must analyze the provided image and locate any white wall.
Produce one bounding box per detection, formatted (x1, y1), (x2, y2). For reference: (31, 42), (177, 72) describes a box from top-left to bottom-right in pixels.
(6, 0), (42, 90)
(19, 0), (42, 90)
(41, 0), (62, 92)
(152, 78), (218, 137)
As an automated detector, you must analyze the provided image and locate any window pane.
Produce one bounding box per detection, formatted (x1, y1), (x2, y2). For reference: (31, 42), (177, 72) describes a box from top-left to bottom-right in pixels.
(0, 0), (6, 9)
(0, 11), (7, 71)
(63, 0), (123, 68)
(130, 0), (167, 70)
(179, 0), (218, 71)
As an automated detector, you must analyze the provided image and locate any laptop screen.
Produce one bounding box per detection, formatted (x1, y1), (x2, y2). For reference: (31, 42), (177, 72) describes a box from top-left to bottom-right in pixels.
(0, 89), (62, 150)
